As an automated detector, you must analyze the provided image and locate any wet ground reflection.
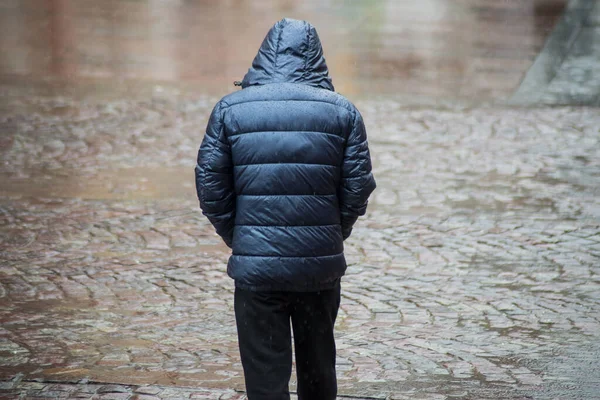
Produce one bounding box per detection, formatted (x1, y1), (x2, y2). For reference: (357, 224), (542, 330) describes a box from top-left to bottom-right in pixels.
(0, 0), (566, 100)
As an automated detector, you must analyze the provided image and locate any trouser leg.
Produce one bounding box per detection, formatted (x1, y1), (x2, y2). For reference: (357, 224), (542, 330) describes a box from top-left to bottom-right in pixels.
(290, 284), (341, 400)
(234, 288), (292, 400)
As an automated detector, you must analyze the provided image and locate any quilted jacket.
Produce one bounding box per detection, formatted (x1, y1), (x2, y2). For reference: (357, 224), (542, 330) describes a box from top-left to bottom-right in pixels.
(195, 18), (376, 291)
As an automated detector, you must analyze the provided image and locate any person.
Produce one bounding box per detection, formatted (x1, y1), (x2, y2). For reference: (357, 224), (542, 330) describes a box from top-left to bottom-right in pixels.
(195, 18), (376, 400)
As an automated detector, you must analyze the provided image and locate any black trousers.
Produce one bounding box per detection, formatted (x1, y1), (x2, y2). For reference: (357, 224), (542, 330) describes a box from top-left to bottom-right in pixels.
(234, 284), (341, 400)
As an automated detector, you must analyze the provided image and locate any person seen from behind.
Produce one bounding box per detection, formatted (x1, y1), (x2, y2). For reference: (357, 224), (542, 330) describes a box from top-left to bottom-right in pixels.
(195, 18), (376, 400)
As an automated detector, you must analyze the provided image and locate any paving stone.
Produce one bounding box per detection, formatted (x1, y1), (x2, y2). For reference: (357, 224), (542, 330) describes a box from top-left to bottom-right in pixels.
(1, 72), (600, 400)
(97, 385), (133, 394)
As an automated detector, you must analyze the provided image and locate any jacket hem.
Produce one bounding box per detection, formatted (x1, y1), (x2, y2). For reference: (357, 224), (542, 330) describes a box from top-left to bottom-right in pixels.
(234, 277), (341, 292)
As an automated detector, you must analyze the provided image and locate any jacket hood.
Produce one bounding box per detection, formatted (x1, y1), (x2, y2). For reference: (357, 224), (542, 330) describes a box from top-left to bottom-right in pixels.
(241, 18), (334, 91)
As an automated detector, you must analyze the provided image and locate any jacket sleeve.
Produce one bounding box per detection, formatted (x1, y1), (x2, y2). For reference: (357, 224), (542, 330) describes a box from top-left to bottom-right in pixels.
(195, 101), (236, 248)
(339, 108), (376, 240)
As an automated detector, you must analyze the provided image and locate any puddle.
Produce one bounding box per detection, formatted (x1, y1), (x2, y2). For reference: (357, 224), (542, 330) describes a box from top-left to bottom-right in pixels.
(0, 167), (195, 201)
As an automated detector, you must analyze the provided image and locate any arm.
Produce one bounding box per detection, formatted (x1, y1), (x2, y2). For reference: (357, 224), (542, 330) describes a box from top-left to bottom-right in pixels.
(340, 109), (376, 240)
(195, 101), (236, 248)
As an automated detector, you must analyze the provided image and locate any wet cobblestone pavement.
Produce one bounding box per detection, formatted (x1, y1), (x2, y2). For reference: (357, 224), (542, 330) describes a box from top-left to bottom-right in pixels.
(1, 87), (599, 399)
(1, 377), (249, 400)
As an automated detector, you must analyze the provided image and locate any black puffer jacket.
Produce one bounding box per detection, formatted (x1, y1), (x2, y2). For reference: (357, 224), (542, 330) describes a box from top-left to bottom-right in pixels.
(195, 18), (376, 291)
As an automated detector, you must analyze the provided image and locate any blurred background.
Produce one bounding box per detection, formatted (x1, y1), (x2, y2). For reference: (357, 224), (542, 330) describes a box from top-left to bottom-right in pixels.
(0, 0), (576, 102)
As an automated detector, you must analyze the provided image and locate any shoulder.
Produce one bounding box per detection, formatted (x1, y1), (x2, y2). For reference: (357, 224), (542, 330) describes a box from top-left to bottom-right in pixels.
(218, 83), (358, 114)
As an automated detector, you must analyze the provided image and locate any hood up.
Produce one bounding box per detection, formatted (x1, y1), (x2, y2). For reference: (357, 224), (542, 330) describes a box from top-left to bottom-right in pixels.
(241, 18), (334, 91)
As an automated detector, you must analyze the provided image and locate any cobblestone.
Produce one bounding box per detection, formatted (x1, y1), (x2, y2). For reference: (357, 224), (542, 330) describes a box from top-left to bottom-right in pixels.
(0, 381), (250, 400)
(1, 90), (600, 399)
